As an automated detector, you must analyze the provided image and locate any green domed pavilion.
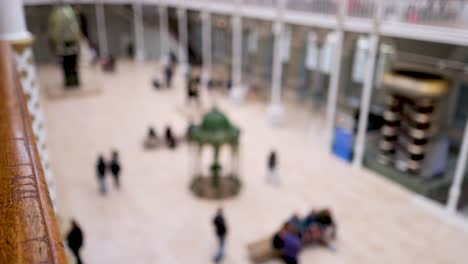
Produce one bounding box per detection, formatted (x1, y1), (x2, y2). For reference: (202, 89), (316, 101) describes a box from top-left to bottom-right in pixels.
(187, 108), (241, 199)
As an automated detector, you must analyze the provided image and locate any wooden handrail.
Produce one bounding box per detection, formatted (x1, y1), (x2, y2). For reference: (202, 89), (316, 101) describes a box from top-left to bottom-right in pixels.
(0, 41), (67, 263)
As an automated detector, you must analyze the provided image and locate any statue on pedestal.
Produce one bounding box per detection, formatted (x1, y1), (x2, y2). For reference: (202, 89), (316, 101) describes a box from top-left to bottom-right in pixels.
(48, 4), (81, 88)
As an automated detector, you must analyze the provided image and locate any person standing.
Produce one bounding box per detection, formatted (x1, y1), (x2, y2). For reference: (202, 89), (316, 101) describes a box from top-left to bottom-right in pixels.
(187, 77), (200, 106)
(67, 219), (84, 264)
(110, 150), (121, 189)
(165, 126), (177, 149)
(267, 150), (279, 185)
(96, 154), (107, 195)
(164, 64), (174, 89)
(212, 208), (228, 263)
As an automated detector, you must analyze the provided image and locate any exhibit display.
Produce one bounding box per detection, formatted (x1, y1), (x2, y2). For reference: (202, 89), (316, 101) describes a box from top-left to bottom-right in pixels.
(187, 108), (241, 199)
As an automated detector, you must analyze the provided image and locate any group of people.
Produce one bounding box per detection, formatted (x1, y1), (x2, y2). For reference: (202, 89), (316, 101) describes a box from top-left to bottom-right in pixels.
(272, 209), (337, 264)
(143, 126), (178, 150)
(96, 150), (122, 195)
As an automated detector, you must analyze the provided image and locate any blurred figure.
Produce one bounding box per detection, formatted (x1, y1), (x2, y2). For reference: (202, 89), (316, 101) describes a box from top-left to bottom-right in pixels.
(169, 50), (177, 66)
(144, 126), (158, 149)
(212, 208), (228, 263)
(101, 55), (116, 72)
(165, 126), (177, 149)
(280, 223), (301, 264)
(267, 150), (279, 185)
(164, 65), (174, 89)
(272, 223), (287, 251)
(48, 4), (81, 87)
(110, 150), (121, 188)
(67, 219), (84, 264)
(96, 154), (107, 195)
(187, 77), (200, 106)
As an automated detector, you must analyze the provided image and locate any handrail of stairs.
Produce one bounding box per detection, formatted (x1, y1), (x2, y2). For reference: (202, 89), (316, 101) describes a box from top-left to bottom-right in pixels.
(0, 40), (67, 263)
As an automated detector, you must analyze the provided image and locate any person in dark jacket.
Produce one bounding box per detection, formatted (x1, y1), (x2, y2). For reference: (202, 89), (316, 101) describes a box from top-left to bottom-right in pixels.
(110, 150), (121, 188)
(212, 208), (227, 263)
(67, 219), (84, 264)
(165, 126), (177, 149)
(267, 150), (279, 185)
(96, 154), (106, 195)
(164, 65), (174, 89)
(187, 77), (200, 106)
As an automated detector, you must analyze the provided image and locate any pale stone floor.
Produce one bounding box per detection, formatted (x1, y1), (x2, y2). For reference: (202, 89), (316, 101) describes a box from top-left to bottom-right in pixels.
(38, 61), (468, 264)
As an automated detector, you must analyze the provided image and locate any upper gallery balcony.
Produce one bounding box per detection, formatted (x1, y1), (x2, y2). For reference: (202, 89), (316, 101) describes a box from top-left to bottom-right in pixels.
(23, 0), (468, 46)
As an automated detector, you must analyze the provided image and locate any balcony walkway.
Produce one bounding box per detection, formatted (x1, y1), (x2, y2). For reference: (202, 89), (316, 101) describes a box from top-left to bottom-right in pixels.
(39, 61), (468, 264)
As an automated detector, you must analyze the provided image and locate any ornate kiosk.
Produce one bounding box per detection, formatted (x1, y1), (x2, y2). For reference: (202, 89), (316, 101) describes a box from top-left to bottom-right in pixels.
(187, 108), (241, 199)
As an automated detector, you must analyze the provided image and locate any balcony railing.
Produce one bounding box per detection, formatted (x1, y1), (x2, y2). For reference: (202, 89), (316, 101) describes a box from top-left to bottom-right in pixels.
(346, 0), (376, 19)
(0, 41), (66, 263)
(286, 0), (337, 15)
(242, 0), (278, 8)
(382, 0), (468, 29)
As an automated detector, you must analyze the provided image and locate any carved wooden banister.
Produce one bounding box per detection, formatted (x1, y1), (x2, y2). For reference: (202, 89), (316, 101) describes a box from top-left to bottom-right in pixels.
(0, 41), (67, 263)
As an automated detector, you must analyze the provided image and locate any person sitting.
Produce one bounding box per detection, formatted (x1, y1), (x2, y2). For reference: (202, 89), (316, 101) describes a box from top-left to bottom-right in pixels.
(301, 209), (336, 249)
(315, 209), (337, 241)
(144, 126), (158, 149)
(165, 126), (177, 149)
(280, 223), (301, 264)
(288, 214), (305, 236)
(272, 223), (287, 252)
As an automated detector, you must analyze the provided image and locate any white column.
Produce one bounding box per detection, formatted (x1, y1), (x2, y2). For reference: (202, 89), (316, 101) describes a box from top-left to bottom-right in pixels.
(447, 119), (468, 212)
(0, 0), (30, 40)
(201, 11), (212, 89)
(95, 3), (108, 58)
(133, 2), (145, 63)
(229, 14), (244, 104)
(324, 31), (344, 147)
(177, 7), (188, 72)
(229, 0), (245, 104)
(353, 0), (383, 168)
(352, 33), (378, 168)
(159, 5), (169, 65)
(324, 0), (346, 148)
(267, 20), (285, 127)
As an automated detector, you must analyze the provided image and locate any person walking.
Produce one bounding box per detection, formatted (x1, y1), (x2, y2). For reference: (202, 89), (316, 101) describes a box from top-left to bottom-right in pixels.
(110, 150), (121, 189)
(165, 126), (177, 149)
(96, 154), (107, 195)
(267, 150), (279, 185)
(212, 208), (228, 263)
(164, 64), (174, 89)
(67, 219), (84, 264)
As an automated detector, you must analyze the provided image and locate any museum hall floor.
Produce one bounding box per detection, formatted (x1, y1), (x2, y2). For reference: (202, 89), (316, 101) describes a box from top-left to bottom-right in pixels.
(38, 61), (468, 264)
